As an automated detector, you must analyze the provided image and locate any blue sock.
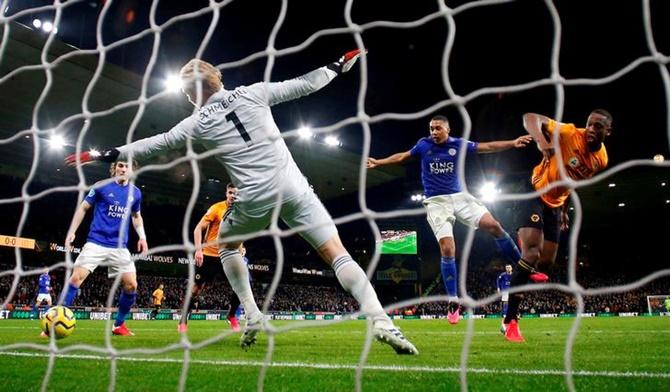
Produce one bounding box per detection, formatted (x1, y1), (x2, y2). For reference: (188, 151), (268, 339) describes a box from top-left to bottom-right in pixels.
(63, 283), (80, 307)
(502, 302), (508, 317)
(115, 291), (137, 327)
(440, 256), (458, 298)
(495, 232), (521, 264)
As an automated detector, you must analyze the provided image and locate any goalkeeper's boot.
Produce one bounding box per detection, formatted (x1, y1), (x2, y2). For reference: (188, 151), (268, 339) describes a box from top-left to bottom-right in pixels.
(112, 322), (135, 336)
(504, 320), (525, 342)
(447, 301), (461, 325)
(373, 326), (419, 355)
(529, 272), (549, 283)
(240, 314), (264, 350)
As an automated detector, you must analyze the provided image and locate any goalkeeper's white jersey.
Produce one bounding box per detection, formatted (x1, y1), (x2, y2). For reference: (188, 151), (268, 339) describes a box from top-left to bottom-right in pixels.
(118, 66), (337, 210)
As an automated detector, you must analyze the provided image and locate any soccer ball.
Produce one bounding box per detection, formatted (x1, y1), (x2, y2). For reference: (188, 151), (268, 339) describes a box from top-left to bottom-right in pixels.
(40, 306), (76, 339)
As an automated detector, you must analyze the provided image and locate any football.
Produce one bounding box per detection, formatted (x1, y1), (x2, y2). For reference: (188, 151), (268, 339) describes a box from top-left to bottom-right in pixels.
(40, 306), (76, 339)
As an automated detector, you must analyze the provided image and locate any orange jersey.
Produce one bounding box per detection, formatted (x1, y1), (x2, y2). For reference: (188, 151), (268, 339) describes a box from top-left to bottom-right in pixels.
(532, 119), (608, 208)
(201, 201), (230, 257)
(152, 289), (164, 305)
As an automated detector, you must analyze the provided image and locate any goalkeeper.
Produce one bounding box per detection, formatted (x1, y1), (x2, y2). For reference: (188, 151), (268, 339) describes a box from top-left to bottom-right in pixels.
(66, 49), (418, 355)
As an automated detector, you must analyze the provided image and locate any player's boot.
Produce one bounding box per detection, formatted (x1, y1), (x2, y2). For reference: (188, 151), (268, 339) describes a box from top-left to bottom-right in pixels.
(240, 314), (264, 350)
(373, 326), (419, 355)
(112, 323), (135, 336)
(504, 320), (525, 342)
(227, 315), (241, 332)
(529, 272), (549, 283)
(447, 302), (460, 325)
(177, 323), (188, 334)
(39, 331), (48, 338)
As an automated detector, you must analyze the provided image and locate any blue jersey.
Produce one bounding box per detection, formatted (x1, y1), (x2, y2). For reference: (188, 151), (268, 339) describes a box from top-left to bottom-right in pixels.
(497, 272), (512, 291)
(409, 137), (478, 197)
(85, 181), (142, 248)
(38, 273), (50, 294)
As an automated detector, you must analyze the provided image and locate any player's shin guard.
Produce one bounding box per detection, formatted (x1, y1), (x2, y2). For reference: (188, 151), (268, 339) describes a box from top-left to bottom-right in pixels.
(333, 254), (392, 328)
(494, 232), (522, 264)
(440, 256), (458, 299)
(220, 249), (262, 321)
(62, 283), (80, 307)
(115, 291), (137, 327)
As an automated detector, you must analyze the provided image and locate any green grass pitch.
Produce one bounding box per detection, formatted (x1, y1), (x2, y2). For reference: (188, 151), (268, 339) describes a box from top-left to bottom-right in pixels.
(0, 317), (668, 391)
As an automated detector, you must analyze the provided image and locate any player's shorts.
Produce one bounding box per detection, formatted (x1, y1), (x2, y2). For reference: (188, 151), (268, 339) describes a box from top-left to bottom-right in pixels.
(219, 188), (338, 250)
(36, 293), (52, 303)
(514, 182), (561, 243)
(195, 255), (225, 285)
(74, 242), (135, 278)
(501, 291), (509, 302)
(423, 192), (489, 240)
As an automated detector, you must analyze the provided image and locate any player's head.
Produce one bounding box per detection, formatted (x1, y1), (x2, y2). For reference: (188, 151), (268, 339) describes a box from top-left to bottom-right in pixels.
(239, 244), (246, 257)
(505, 264), (513, 274)
(429, 115), (450, 144)
(109, 160), (138, 182)
(42, 268), (49, 275)
(159, 284), (164, 290)
(226, 182), (237, 204)
(585, 109), (613, 148)
(179, 59), (223, 106)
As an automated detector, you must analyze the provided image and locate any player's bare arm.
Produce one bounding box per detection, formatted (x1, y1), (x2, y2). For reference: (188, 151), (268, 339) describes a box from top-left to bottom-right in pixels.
(132, 211), (148, 253)
(193, 218), (208, 267)
(367, 150), (412, 169)
(523, 113), (553, 150)
(66, 201), (91, 244)
(476, 135), (533, 153)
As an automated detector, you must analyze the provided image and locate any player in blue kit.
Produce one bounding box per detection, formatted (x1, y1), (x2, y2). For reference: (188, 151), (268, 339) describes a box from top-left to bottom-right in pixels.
(61, 160), (149, 336)
(368, 115), (531, 324)
(496, 264), (513, 333)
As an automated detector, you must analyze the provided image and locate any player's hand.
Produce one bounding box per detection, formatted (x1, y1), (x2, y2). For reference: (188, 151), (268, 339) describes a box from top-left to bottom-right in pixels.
(194, 249), (204, 267)
(66, 233), (75, 245)
(137, 238), (149, 254)
(65, 148), (120, 167)
(366, 157), (379, 169)
(327, 48), (367, 74)
(513, 135), (533, 148)
(560, 209), (570, 231)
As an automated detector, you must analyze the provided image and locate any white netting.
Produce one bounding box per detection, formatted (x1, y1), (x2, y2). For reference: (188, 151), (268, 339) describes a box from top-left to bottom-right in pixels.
(1, 0), (669, 391)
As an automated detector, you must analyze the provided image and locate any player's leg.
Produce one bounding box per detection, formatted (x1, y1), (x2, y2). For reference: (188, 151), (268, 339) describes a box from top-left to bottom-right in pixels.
(477, 212), (522, 264)
(62, 266), (92, 306)
(110, 249), (137, 336)
(282, 190), (417, 355)
(179, 258), (211, 330)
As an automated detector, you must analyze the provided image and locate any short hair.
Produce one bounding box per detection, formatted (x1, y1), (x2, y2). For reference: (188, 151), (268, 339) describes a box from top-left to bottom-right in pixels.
(226, 182), (236, 189)
(179, 59), (223, 101)
(109, 160), (139, 177)
(430, 115), (449, 124)
(591, 108), (613, 126)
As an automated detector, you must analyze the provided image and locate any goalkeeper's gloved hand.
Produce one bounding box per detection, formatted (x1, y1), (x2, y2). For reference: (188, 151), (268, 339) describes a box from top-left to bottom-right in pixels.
(327, 48), (367, 74)
(65, 148), (120, 167)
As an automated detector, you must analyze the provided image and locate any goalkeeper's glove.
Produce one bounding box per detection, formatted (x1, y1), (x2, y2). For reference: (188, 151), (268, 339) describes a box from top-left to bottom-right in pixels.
(327, 48), (367, 74)
(65, 148), (120, 166)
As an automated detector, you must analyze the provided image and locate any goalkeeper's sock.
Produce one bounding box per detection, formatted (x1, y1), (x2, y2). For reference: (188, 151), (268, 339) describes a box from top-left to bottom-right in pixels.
(221, 251), (263, 322)
(503, 260), (533, 324)
(62, 283), (79, 307)
(114, 291), (136, 327)
(494, 232), (522, 264)
(440, 256), (458, 298)
(333, 254), (393, 329)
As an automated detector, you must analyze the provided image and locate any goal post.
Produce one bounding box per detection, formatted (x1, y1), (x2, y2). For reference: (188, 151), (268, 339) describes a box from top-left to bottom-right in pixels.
(646, 295), (670, 315)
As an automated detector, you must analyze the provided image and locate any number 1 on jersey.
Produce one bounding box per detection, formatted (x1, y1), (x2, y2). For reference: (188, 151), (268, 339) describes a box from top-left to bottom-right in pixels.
(226, 111), (253, 146)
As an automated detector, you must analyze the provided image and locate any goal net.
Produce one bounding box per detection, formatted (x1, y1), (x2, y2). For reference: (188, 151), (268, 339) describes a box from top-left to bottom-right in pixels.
(1, 0), (669, 391)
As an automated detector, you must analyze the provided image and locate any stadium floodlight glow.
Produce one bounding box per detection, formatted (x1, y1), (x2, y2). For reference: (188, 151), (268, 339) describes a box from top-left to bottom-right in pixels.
(89, 148), (101, 157)
(662, 182), (667, 187)
(618, 202), (625, 207)
(48, 134), (66, 149)
(411, 193), (424, 202)
(164, 74), (183, 93)
(479, 181), (500, 202)
(297, 126), (313, 139)
(42, 21), (54, 33)
(608, 183), (616, 188)
(324, 135), (340, 147)
(32, 19), (42, 29)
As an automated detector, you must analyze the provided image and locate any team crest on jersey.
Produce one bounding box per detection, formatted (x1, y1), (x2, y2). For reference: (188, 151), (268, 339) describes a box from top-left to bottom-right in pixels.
(530, 214), (540, 223)
(448, 148), (457, 156)
(108, 193), (115, 198)
(568, 157), (579, 167)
